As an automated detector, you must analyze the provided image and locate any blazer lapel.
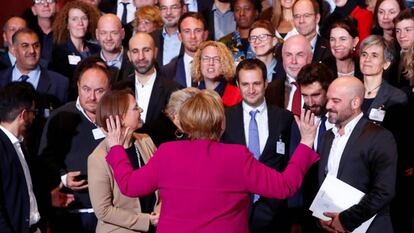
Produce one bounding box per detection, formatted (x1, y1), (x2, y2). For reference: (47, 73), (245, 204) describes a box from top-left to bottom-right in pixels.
(145, 75), (163, 125)
(36, 67), (51, 93)
(336, 118), (366, 178)
(233, 104), (247, 145)
(318, 130), (334, 184)
(260, 105), (280, 162)
(175, 56), (187, 87)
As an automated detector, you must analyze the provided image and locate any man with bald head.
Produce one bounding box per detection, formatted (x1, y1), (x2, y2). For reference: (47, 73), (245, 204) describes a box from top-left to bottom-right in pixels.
(95, 13), (134, 82)
(316, 76), (397, 233)
(115, 32), (180, 145)
(1, 16), (27, 68)
(265, 35), (312, 116)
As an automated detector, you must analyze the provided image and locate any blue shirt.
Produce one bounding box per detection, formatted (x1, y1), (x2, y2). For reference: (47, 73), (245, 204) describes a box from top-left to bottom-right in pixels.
(162, 28), (181, 65)
(12, 65), (41, 89)
(213, 4), (236, 40)
(266, 59), (277, 83)
(100, 49), (123, 69)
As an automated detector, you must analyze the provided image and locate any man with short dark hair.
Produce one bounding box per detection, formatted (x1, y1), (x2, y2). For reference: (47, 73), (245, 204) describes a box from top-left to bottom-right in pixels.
(162, 12), (208, 87)
(38, 60), (111, 233)
(222, 58), (293, 233)
(0, 82), (39, 233)
(151, 0), (186, 65)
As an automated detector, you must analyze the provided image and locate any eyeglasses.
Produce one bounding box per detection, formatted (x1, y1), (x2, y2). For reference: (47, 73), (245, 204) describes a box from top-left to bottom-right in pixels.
(293, 13), (315, 20)
(33, 0), (55, 4)
(201, 56), (221, 64)
(159, 4), (182, 12)
(248, 34), (274, 43)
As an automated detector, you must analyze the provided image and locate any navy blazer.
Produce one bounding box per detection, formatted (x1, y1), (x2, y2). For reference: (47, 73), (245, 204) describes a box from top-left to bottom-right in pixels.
(113, 71), (181, 145)
(222, 102), (293, 233)
(0, 129), (32, 233)
(161, 55), (197, 87)
(312, 35), (333, 63)
(318, 118), (397, 232)
(0, 49), (12, 69)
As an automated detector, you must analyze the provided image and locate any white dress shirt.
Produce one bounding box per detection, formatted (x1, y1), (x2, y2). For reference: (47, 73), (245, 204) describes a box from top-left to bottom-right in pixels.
(116, 0), (136, 24)
(185, 0), (198, 12)
(183, 53), (193, 87)
(135, 70), (157, 123)
(0, 125), (40, 226)
(242, 101), (269, 155)
(327, 113), (364, 177)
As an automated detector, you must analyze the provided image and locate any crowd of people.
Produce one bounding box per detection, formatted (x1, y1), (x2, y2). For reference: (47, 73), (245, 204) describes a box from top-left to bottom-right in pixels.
(0, 0), (413, 232)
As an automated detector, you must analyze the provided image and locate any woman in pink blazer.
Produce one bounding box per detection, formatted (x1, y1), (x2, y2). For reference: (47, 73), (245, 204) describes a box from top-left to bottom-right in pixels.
(105, 90), (319, 233)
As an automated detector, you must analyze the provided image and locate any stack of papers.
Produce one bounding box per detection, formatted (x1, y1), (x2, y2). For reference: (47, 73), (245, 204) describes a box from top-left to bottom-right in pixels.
(309, 175), (375, 233)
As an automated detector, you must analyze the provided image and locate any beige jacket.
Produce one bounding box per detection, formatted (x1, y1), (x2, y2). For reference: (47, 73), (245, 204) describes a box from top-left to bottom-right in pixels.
(88, 133), (160, 233)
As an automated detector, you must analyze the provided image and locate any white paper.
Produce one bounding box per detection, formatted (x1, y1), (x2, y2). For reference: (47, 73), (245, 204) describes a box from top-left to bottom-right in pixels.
(309, 175), (376, 233)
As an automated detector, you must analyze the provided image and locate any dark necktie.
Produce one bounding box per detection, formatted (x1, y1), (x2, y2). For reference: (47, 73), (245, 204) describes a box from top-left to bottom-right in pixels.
(20, 75), (30, 82)
(317, 116), (327, 150)
(291, 82), (302, 116)
(121, 2), (129, 25)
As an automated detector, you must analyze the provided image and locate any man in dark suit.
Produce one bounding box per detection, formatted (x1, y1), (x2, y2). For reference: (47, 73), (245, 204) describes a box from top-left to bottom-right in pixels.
(1, 16), (27, 68)
(265, 35), (312, 115)
(292, 0), (333, 63)
(317, 76), (397, 233)
(161, 12), (208, 87)
(95, 13), (134, 83)
(151, 0), (186, 66)
(0, 28), (69, 157)
(116, 32), (180, 145)
(0, 82), (39, 233)
(222, 58), (294, 233)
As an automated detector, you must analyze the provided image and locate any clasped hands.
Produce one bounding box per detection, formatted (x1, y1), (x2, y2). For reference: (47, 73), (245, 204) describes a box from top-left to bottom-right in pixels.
(319, 212), (347, 233)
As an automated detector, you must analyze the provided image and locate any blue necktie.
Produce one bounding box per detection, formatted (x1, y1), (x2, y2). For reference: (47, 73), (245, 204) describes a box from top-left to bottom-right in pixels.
(20, 75), (30, 82)
(317, 116), (327, 150)
(248, 110), (260, 160)
(121, 2), (129, 25)
(248, 110), (261, 203)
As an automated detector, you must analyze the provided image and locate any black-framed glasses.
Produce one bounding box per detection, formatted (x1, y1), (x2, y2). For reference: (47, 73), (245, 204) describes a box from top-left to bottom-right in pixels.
(248, 34), (274, 43)
(33, 0), (55, 4)
(201, 56), (221, 64)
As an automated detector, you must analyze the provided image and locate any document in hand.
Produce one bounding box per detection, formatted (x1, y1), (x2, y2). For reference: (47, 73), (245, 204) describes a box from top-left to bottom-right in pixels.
(309, 175), (375, 233)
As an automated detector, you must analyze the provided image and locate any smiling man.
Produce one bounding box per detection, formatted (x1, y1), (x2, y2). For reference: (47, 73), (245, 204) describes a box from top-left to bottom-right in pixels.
(222, 58), (294, 233)
(161, 12), (208, 87)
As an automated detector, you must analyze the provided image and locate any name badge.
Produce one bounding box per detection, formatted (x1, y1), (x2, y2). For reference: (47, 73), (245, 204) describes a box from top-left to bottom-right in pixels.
(369, 108), (386, 122)
(68, 55), (81, 65)
(276, 137), (285, 155)
(92, 128), (105, 140)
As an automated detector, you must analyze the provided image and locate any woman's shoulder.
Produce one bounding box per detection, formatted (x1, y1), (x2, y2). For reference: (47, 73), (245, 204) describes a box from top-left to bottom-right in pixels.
(88, 140), (109, 162)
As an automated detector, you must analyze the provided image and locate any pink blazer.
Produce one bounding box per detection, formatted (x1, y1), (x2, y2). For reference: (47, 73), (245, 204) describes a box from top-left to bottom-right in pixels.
(106, 140), (319, 233)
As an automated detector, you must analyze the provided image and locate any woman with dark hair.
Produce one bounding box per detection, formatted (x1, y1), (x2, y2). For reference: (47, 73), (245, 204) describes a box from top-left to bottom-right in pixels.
(248, 19), (284, 82)
(49, 0), (101, 89)
(322, 17), (363, 79)
(371, 0), (406, 41)
(88, 89), (160, 233)
(104, 89), (319, 233)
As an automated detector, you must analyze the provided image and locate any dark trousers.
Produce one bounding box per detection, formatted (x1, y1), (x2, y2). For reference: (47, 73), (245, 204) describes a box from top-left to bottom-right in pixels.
(49, 209), (97, 233)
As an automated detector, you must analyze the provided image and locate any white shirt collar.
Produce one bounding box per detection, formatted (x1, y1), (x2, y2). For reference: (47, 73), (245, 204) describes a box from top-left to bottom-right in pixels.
(242, 100), (267, 115)
(0, 125), (21, 144)
(76, 97), (96, 124)
(332, 112), (363, 137)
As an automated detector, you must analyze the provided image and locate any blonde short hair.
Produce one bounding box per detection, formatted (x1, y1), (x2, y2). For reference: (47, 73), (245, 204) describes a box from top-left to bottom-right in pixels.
(165, 87), (200, 120)
(179, 89), (224, 141)
(191, 41), (235, 83)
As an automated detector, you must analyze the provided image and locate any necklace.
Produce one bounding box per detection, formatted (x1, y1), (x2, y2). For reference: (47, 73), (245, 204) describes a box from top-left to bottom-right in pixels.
(133, 143), (142, 168)
(367, 82), (382, 95)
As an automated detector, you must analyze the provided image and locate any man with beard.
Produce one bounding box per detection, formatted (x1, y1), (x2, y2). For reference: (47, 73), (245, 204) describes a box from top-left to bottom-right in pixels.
(0, 82), (40, 233)
(219, 0), (260, 62)
(317, 76), (397, 233)
(38, 60), (111, 233)
(95, 13), (134, 83)
(151, 0), (186, 65)
(222, 58), (294, 233)
(292, 0), (333, 63)
(161, 12), (208, 87)
(116, 32), (180, 145)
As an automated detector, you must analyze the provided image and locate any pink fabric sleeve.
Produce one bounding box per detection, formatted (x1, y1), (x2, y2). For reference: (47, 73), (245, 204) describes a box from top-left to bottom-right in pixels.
(106, 145), (159, 197)
(243, 143), (319, 199)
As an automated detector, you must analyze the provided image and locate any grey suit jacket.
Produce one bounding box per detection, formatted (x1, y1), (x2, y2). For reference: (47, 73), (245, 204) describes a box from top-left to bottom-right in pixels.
(318, 117), (397, 233)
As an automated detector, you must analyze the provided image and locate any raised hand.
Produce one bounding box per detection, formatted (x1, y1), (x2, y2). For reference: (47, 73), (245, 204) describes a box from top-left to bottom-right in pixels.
(104, 115), (131, 148)
(295, 109), (319, 148)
